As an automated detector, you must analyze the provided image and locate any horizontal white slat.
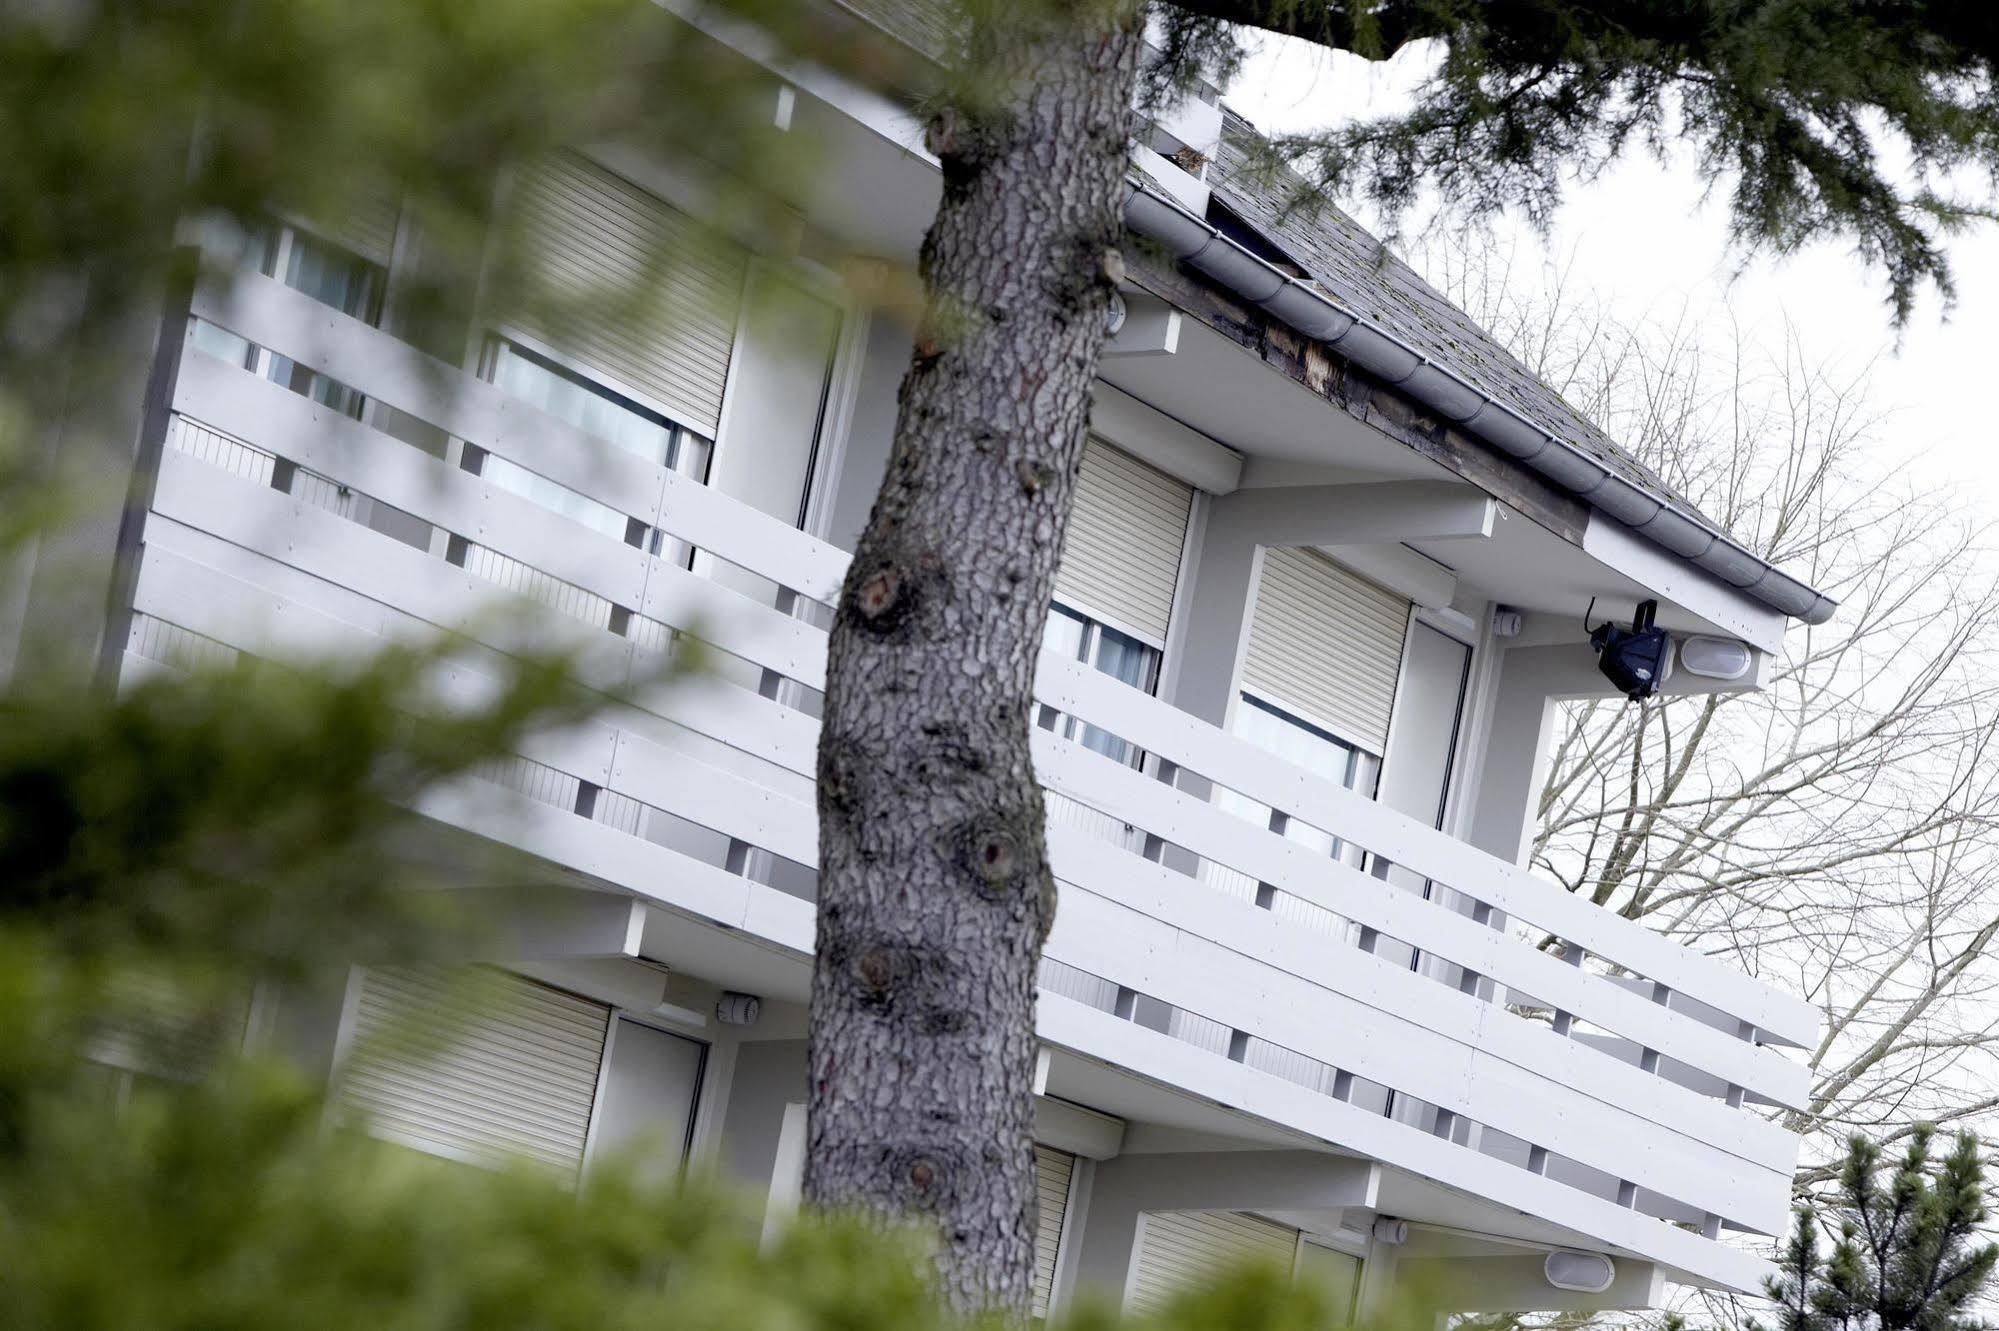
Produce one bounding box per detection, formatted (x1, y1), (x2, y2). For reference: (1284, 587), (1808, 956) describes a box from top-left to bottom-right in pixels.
(149, 446), (822, 691)
(606, 727), (818, 867)
(414, 775), (814, 955)
(636, 558), (828, 690)
(136, 510), (814, 795)
(190, 272), (669, 524)
(186, 273), (850, 605)
(1032, 648), (1820, 1049)
(655, 466), (848, 604)
(1044, 822), (1797, 1174)
(1043, 876), (1787, 1233)
(131, 549), (627, 801)
(1032, 725), (1806, 1109)
(1038, 998), (1775, 1295)
(176, 361), (655, 609)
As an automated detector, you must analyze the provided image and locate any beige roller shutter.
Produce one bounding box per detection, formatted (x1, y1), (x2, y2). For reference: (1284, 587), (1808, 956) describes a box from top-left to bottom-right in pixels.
(1242, 547), (1410, 754)
(1126, 1210), (1299, 1314)
(315, 184), (402, 267)
(506, 152), (747, 435)
(1053, 438), (1193, 643)
(336, 966), (610, 1177)
(1032, 1145), (1076, 1317)
(87, 972), (248, 1083)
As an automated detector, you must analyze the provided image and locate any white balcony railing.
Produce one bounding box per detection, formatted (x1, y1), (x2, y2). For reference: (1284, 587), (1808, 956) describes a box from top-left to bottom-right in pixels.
(122, 268), (1818, 1293)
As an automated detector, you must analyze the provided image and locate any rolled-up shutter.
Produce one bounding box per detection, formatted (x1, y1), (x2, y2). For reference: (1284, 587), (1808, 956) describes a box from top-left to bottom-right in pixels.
(1054, 438), (1193, 643)
(336, 967), (609, 1177)
(317, 185), (402, 267)
(1126, 1210), (1299, 1314)
(1032, 1145), (1076, 1317)
(506, 152), (747, 435)
(1242, 548), (1410, 754)
(87, 972), (248, 1083)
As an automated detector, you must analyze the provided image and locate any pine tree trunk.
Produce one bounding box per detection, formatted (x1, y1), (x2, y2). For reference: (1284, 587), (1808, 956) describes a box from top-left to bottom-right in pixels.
(806, 2), (1145, 1314)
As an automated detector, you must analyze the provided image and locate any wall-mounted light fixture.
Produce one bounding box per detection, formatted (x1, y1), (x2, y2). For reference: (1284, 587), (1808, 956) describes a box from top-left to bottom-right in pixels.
(1544, 1249), (1616, 1293)
(1105, 289), (1128, 336)
(1677, 634), (1754, 681)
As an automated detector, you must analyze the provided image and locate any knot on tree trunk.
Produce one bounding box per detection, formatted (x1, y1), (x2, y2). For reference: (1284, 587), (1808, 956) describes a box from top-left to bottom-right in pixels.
(828, 937), (950, 1015)
(951, 808), (1040, 905)
(843, 544), (942, 639)
(1014, 457), (1054, 494)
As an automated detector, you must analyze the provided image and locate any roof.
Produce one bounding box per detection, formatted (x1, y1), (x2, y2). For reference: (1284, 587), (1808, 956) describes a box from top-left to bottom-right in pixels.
(1205, 110), (1691, 513)
(825, 0), (1834, 622)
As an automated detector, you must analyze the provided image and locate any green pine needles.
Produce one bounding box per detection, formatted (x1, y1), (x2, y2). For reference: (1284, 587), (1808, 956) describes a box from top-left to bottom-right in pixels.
(1762, 1128), (1999, 1331)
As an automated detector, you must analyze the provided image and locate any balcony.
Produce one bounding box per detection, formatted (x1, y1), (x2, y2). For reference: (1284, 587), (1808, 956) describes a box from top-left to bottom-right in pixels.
(121, 268), (1817, 1294)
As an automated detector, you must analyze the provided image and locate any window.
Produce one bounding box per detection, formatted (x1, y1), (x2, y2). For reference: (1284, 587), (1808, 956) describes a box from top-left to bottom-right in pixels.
(488, 340), (702, 472)
(1296, 1242), (1363, 1326)
(259, 223), (383, 323)
(1038, 602), (1162, 765)
(479, 339), (713, 558)
(1217, 693), (1380, 864)
(256, 224), (382, 417)
(187, 221), (386, 421)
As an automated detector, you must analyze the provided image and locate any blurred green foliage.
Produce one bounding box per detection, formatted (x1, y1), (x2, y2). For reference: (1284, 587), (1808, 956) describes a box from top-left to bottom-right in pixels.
(0, 0), (889, 388)
(0, 1043), (1335, 1331)
(0, 4), (1333, 1326)
(0, 610), (1322, 1331)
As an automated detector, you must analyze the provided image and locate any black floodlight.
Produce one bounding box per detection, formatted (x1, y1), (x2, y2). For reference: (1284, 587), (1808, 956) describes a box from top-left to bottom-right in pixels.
(1589, 599), (1671, 701)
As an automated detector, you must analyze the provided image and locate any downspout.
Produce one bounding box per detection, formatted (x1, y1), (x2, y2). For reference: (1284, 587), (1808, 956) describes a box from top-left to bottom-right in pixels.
(1119, 179), (1837, 626)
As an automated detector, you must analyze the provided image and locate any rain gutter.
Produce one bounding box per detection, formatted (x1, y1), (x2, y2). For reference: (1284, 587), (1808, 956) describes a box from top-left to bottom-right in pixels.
(1119, 178), (1837, 625)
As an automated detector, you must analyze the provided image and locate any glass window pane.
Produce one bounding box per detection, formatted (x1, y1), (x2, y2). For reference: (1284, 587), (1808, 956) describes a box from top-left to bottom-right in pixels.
(1213, 784), (1271, 831)
(1043, 604), (1089, 662)
(492, 342), (677, 467)
(1077, 724), (1132, 764)
(1233, 695), (1366, 787)
(280, 231), (380, 322)
(1226, 694), (1380, 861)
(1091, 622), (1155, 690)
(189, 319), (255, 370)
(480, 453), (629, 542)
(1051, 606), (1160, 764)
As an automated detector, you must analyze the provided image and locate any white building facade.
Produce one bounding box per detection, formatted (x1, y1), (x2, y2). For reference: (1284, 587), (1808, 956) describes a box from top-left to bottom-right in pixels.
(25, 2), (1834, 1322)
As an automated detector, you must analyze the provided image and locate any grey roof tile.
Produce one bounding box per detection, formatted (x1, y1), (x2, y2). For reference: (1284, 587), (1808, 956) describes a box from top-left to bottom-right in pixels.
(831, 0), (1710, 521)
(1206, 108), (1698, 513)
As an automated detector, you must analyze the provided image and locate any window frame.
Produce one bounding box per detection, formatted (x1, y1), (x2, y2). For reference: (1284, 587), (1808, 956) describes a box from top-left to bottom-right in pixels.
(1227, 689), (1383, 869)
(476, 335), (715, 563)
(1038, 599), (1164, 769)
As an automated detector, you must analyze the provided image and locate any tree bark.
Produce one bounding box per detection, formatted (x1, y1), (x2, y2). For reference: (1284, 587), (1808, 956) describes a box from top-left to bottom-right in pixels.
(805, 1), (1145, 1314)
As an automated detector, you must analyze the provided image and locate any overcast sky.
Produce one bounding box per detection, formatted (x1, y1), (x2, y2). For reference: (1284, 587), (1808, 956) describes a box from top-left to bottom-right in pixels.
(1223, 35), (1999, 519)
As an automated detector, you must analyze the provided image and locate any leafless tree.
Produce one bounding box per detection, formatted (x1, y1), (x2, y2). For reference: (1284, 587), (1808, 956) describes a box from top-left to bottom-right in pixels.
(1425, 236), (1999, 1197)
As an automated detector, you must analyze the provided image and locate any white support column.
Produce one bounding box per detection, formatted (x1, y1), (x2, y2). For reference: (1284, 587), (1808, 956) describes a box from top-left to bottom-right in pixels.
(1462, 631), (1768, 868)
(1353, 1224), (1404, 1322)
(759, 1101), (809, 1249)
(1462, 643), (1582, 866)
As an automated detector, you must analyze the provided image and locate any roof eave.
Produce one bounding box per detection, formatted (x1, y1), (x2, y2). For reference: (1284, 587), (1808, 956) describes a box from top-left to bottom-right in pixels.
(1120, 177), (1837, 626)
